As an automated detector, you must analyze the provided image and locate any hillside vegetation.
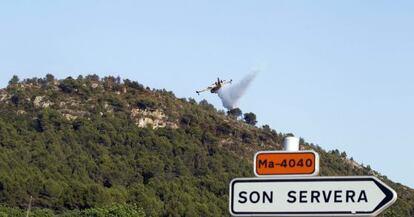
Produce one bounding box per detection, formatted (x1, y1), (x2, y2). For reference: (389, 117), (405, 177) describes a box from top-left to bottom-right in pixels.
(0, 75), (413, 216)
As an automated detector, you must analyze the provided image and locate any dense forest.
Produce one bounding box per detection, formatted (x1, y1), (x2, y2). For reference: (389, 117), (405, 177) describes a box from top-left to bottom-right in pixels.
(0, 74), (413, 216)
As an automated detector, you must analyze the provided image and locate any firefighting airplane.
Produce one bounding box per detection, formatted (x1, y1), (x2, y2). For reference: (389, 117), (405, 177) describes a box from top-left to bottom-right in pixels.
(196, 78), (232, 95)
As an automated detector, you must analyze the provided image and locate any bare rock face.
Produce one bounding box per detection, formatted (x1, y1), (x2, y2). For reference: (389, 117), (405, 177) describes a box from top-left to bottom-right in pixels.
(91, 83), (99, 89)
(33, 96), (53, 108)
(33, 96), (43, 107)
(17, 110), (26, 115)
(130, 108), (178, 129)
(0, 93), (9, 102)
(63, 113), (77, 121)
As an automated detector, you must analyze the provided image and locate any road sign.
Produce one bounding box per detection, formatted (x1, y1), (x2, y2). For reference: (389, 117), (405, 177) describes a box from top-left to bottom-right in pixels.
(254, 151), (319, 176)
(229, 176), (397, 216)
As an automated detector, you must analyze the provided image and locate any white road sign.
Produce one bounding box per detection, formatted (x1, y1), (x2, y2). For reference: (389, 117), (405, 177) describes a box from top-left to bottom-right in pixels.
(229, 176), (397, 216)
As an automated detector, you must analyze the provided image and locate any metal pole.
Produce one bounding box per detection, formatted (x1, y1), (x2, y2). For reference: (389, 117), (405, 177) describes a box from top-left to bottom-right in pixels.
(26, 196), (32, 217)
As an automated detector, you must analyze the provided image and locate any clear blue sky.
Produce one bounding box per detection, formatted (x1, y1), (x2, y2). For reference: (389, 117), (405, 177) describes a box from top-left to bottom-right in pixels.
(1, 1), (413, 187)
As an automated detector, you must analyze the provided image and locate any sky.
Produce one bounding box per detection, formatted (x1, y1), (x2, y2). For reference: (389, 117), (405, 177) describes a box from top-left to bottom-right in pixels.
(0, 1), (413, 187)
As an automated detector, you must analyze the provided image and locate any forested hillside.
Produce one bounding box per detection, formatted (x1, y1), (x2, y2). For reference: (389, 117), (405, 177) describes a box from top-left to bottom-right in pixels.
(0, 75), (413, 216)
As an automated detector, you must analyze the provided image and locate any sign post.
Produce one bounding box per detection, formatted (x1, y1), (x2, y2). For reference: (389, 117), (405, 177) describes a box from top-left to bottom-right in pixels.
(229, 176), (397, 217)
(254, 150), (319, 177)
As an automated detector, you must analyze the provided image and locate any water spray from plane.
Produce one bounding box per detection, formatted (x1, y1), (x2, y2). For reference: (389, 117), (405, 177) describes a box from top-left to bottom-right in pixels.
(196, 71), (257, 110)
(218, 72), (257, 110)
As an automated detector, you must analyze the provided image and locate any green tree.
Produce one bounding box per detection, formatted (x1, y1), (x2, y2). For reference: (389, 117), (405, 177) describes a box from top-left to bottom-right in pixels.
(243, 112), (257, 126)
(8, 75), (19, 86)
(227, 108), (242, 118)
(45, 74), (55, 83)
(59, 77), (80, 93)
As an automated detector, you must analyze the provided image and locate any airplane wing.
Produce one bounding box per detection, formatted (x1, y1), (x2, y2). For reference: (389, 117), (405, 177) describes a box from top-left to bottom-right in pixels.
(222, 79), (233, 85)
(196, 87), (212, 95)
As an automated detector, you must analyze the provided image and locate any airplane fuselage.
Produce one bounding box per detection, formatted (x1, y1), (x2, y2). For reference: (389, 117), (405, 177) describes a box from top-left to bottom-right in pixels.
(210, 84), (222, 93)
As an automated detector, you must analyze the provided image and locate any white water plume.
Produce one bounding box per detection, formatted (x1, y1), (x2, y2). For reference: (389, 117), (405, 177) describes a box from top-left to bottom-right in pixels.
(218, 71), (257, 110)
